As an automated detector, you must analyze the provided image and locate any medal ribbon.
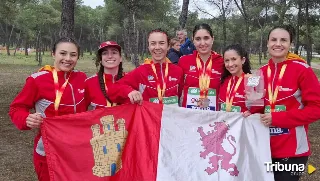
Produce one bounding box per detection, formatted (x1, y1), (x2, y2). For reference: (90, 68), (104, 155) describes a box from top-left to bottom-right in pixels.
(151, 61), (169, 104)
(103, 75), (115, 107)
(267, 64), (287, 112)
(53, 69), (71, 116)
(196, 53), (213, 99)
(226, 73), (244, 112)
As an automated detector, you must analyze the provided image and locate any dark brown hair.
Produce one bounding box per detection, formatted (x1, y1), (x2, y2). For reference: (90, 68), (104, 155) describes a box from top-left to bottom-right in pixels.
(221, 44), (252, 84)
(52, 37), (80, 58)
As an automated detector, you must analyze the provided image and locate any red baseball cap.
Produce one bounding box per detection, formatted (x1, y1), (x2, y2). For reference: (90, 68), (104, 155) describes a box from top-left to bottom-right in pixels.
(98, 41), (121, 53)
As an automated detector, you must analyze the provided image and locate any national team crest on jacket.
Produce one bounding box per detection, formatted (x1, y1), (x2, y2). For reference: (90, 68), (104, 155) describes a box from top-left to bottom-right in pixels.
(189, 65), (196, 72)
(148, 75), (154, 81)
(90, 115), (128, 177)
(197, 121), (239, 176)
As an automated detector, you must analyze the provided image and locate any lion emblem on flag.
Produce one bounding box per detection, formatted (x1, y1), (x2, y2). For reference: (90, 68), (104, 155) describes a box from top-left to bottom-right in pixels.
(197, 121), (239, 176)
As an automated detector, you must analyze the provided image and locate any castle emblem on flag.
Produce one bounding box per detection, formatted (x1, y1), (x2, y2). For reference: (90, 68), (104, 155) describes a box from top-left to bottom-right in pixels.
(90, 115), (128, 177)
(197, 121), (239, 176)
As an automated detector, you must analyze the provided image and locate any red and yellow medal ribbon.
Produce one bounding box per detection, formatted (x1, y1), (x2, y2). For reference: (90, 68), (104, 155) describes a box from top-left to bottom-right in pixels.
(53, 69), (71, 116)
(226, 73), (244, 112)
(150, 61), (169, 104)
(196, 53), (212, 99)
(267, 64), (287, 112)
(103, 75), (115, 107)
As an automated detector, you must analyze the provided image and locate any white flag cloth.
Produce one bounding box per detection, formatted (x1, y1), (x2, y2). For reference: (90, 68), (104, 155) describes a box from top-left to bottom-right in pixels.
(157, 105), (274, 181)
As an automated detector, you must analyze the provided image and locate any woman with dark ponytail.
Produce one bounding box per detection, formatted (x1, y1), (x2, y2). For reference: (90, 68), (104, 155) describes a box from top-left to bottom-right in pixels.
(84, 41), (124, 109)
(218, 44), (254, 116)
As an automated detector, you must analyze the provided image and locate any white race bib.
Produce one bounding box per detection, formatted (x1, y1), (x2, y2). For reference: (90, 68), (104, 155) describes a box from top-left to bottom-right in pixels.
(186, 87), (216, 111)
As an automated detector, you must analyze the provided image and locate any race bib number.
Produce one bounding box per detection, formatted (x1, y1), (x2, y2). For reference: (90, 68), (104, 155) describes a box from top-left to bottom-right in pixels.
(220, 103), (241, 112)
(186, 87), (216, 111)
(149, 96), (178, 105)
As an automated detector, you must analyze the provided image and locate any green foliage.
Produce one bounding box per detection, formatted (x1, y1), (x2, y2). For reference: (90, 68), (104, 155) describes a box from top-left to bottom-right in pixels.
(0, 0), (319, 64)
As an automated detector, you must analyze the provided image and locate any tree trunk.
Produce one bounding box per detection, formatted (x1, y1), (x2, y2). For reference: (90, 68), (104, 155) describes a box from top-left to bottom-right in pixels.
(305, 1), (312, 65)
(35, 30), (41, 62)
(24, 38), (28, 56)
(89, 36), (93, 55)
(222, 12), (227, 48)
(123, 25), (130, 60)
(141, 30), (147, 60)
(233, 0), (249, 48)
(38, 43), (43, 66)
(5, 21), (10, 56)
(278, 0), (287, 25)
(6, 25), (14, 56)
(78, 25), (83, 44)
(128, 9), (139, 67)
(13, 32), (21, 56)
(60, 0), (75, 38)
(245, 20), (249, 51)
(294, 0), (302, 54)
(258, 6), (268, 65)
(179, 0), (190, 29)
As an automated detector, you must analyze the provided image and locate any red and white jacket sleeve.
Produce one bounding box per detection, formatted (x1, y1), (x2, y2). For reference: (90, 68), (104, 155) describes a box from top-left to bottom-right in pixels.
(109, 69), (139, 104)
(272, 67), (320, 128)
(9, 77), (39, 130)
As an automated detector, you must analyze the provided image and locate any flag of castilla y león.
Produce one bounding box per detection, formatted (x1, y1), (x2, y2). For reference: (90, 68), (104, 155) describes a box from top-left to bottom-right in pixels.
(41, 101), (274, 181)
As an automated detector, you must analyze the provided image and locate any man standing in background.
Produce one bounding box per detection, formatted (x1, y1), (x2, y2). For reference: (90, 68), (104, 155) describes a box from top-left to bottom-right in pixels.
(176, 29), (196, 56)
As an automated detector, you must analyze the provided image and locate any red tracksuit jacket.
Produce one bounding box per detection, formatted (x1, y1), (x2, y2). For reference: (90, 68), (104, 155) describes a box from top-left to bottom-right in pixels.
(108, 62), (184, 104)
(178, 50), (224, 110)
(261, 58), (320, 158)
(9, 70), (87, 158)
(84, 73), (120, 109)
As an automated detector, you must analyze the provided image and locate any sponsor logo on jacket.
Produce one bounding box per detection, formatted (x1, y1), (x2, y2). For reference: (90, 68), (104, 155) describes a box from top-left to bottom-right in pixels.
(211, 69), (221, 75)
(78, 89), (85, 94)
(169, 76), (177, 81)
(148, 75), (154, 81)
(235, 93), (245, 99)
(279, 86), (293, 92)
(189, 66), (196, 72)
(270, 126), (289, 136)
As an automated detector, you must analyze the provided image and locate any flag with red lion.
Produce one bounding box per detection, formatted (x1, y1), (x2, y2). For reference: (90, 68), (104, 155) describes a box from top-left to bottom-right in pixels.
(42, 101), (274, 181)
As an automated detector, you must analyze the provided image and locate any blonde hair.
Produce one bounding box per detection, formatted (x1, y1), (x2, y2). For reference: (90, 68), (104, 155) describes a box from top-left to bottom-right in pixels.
(169, 38), (180, 48)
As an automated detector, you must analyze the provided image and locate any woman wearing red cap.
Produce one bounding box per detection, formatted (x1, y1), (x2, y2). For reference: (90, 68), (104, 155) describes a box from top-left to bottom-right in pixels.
(108, 28), (184, 105)
(9, 37), (87, 181)
(84, 41), (125, 109)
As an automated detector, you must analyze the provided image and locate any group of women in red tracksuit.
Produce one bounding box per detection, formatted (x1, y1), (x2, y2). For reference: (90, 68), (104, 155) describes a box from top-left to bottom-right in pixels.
(9, 24), (320, 181)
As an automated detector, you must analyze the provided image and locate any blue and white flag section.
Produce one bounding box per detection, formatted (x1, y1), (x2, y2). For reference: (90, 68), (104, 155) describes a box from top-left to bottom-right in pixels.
(156, 105), (274, 181)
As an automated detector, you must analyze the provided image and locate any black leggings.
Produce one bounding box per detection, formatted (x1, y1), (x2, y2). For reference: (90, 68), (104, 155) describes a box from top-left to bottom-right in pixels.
(272, 156), (308, 181)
